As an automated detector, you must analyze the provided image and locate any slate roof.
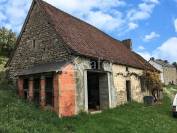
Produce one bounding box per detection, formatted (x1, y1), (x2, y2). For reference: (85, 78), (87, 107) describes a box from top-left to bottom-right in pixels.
(153, 59), (175, 68)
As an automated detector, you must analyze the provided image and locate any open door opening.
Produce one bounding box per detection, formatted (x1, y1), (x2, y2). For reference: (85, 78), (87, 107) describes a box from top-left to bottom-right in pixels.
(23, 78), (29, 99)
(87, 72), (100, 111)
(46, 77), (54, 107)
(87, 71), (109, 112)
(126, 80), (131, 102)
(33, 78), (40, 105)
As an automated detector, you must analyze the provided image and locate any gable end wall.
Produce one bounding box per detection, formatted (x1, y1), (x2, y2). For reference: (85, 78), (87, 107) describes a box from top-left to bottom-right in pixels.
(8, 3), (71, 82)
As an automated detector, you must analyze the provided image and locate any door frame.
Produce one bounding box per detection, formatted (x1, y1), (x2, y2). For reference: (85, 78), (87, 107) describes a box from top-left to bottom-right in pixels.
(126, 80), (131, 102)
(84, 70), (111, 112)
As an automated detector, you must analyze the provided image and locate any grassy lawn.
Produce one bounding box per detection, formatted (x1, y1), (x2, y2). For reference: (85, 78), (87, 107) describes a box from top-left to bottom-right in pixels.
(164, 85), (177, 99)
(0, 88), (177, 133)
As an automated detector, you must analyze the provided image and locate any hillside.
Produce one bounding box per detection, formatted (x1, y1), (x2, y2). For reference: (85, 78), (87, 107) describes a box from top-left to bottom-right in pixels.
(0, 88), (177, 133)
(0, 57), (177, 133)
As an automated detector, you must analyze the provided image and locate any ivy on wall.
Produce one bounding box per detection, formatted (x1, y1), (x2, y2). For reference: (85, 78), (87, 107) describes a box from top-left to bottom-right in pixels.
(115, 71), (141, 79)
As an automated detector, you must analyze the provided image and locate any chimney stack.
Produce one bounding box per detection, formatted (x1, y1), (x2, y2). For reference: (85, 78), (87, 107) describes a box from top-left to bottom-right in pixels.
(122, 39), (132, 50)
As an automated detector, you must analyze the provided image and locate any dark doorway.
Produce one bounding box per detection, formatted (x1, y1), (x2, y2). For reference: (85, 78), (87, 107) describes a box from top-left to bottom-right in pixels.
(46, 77), (53, 107)
(126, 80), (131, 102)
(23, 78), (29, 99)
(87, 71), (109, 111)
(87, 72), (100, 111)
(33, 78), (40, 105)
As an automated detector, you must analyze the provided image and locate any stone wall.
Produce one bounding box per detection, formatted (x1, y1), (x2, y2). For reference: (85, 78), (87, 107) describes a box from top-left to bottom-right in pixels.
(163, 67), (177, 85)
(112, 64), (150, 105)
(149, 60), (177, 85)
(73, 57), (117, 113)
(73, 57), (149, 112)
(73, 57), (90, 113)
(8, 3), (70, 82)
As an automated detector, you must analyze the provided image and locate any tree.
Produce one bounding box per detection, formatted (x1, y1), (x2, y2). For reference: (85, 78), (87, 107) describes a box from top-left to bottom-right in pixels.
(141, 70), (162, 102)
(0, 27), (17, 57)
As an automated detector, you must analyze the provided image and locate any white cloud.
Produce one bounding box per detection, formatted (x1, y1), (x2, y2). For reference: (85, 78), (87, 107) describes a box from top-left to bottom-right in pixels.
(45, 0), (126, 13)
(0, 0), (158, 34)
(138, 37), (177, 62)
(138, 51), (152, 60)
(144, 32), (160, 41)
(138, 45), (145, 50)
(0, 12), (6, 22)
(153, 37), (177, 62)
(139, 3), (155, 13)
(85, 11), (124, 31)
(143, 0), (159, 4)
(127, 0), (159, 21)
(0, 0), (31, 32)
(128, 22), (138, 30)
(174, 18), (177, 32)
(0, 0), (127, 32)
(44, 0), (126, 32)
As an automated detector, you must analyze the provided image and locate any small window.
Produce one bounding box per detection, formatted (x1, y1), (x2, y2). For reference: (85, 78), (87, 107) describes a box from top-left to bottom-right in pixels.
(126, 67), (129, 72)
(43, 47), (46, 52)
(32, 40), (36, 49)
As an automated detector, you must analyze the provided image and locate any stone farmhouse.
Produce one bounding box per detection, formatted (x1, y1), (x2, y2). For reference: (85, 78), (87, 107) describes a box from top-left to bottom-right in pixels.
(6, 0), (159, 117)
(149, 58), (177, 85)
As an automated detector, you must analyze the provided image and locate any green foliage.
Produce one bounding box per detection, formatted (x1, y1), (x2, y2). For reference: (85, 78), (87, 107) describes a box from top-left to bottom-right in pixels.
(0, 56), (12, 89)
(0, 27), (17, 57)
(0, 87), (176, 133)
(166, 85), (177, 90)
(165, 85), (177, 97)
(141, 71), (163, 102)
(142, 71), (162, 91)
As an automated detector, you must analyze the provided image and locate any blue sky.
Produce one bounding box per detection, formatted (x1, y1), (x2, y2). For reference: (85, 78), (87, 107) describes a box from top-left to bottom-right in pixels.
(0, 0), (177, 62)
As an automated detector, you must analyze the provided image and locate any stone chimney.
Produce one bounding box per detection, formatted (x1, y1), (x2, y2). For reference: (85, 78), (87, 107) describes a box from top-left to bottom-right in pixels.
(122, 39), (132, 50)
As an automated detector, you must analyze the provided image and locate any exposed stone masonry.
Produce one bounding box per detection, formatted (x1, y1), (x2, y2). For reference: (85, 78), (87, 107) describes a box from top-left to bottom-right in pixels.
(8, 4), (71, 82)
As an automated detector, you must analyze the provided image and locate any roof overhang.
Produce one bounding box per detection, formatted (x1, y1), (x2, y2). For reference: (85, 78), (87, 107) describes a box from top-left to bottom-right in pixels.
(17, 61), (66, 76)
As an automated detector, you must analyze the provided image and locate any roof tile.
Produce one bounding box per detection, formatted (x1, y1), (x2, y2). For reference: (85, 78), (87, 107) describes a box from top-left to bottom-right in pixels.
(38, 0), (145, 69)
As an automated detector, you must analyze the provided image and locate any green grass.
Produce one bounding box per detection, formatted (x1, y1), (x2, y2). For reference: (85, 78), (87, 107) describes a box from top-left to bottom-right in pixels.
(164, 85), (177, 99)
(0, 88), (177, 133)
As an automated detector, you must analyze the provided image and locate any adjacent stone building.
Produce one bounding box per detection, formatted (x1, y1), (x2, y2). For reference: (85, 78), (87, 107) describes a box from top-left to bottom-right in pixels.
(6, 0), (158, 117)
(149, 58), (177, 85)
